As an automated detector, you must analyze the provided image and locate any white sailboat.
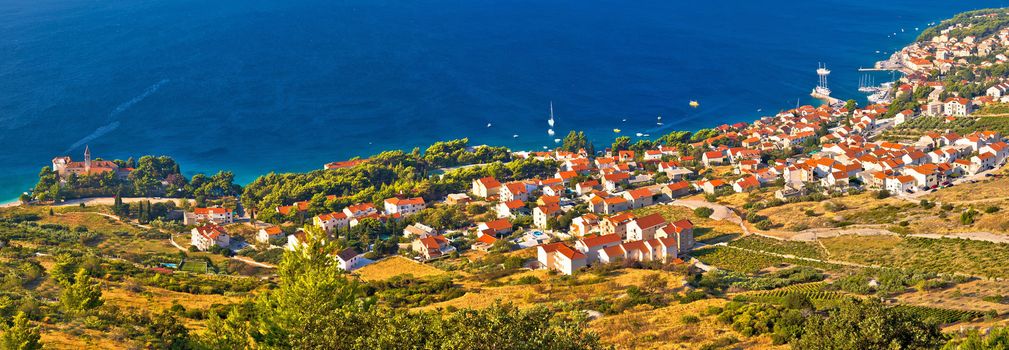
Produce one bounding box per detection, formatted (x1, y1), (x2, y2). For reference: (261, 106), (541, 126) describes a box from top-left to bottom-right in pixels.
(548, 102), (555, 128)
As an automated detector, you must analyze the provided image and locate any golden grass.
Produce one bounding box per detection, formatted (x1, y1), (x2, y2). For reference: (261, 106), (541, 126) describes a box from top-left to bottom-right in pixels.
(40, 326), (128, 350)
(589, 298), (785, 350)
(355, 256), (448, 281)
(43, 211), (139, 233)
(757, 193), (887, 229)
(717, 187), (781, 208)
(924, 176), (1009, 204)
(897, 279), (1009, 314)
(418, 269), (685, 312)
(102, 281), (243, 314)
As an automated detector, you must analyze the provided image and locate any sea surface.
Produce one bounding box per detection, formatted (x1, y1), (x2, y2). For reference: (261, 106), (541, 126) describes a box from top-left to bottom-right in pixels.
(2, 0), (1007, 201)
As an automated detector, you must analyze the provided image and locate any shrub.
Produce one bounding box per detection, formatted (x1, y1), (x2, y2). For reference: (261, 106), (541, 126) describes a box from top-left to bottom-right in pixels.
(920, 200), (935, 209)
(961, 209), (979, 225)
(680, 314), (701, 324)
(694, 207), (715, 218)
(754, 220), (775, 231)
(876, 190), (890, 199)
(985, 206), (1000, 214)
(941, 203), (954, 211)
(824, 201), (846, 212)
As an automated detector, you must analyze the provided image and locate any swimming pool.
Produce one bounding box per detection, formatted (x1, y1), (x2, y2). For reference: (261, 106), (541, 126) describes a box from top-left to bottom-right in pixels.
(532, 231), (545, 237)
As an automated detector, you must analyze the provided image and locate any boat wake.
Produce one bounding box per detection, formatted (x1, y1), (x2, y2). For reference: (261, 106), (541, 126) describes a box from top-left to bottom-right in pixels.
(64, 79), (169, 153)
(64, 121), (121, 154)
(110, 79), (170, 117)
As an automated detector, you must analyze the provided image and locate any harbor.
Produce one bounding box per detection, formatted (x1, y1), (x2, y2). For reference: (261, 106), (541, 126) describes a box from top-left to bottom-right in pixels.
(809, 63), (845, 107)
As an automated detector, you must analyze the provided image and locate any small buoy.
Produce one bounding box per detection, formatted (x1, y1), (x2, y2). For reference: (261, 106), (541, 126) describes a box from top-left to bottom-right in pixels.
(613, 128), (621, 133)
(513, 134), (519, 138)
(487, 123), (492, 127)
(689, 100), (700, 108)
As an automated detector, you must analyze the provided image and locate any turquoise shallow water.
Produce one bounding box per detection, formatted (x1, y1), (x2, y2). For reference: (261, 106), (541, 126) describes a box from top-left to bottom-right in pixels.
(1, 0), (1006, 200)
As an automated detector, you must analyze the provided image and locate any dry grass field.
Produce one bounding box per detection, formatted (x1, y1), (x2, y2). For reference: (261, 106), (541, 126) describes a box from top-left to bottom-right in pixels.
(923, 175), (1009, 204)
(355, 256), (449, 281)
(590, 298), (785, 350)
(418, 268), (685, 311)
(896, 279), (1009, 313)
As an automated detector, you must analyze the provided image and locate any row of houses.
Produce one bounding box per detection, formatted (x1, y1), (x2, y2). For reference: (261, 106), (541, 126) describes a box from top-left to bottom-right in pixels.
(537, 212), (695, 274)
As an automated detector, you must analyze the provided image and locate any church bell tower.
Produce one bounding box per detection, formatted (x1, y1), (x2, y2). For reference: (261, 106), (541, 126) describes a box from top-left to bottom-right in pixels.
(84, 145), (92, 172)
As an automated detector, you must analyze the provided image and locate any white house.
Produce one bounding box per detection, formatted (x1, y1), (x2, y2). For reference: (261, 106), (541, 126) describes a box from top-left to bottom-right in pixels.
(905, 164), (940, 189)
(987, 82), (1009, 98)
(885, 176), (915, 194)
(411, 235), (456, 260)
(533, 204), (561, 229)
(598, 237), (679, 264)
(335, 248), (363, 271)
(500, 182), (531, 202)
(944, 97), (972, 116)
(471, 177), (501, 198)
(702, 151), (726, 166)
(980, 142), (1009, 163)
(191, 224), (230, 251)
(313, 212), (350, 233)
(971, 152), (997, 172)
(573, 233), (622, 264)
(184, 207), (234, 225)
(384, 197), (426, 216)
(343, 203), (378, 218)
(537, 242), (587, 275)
(402, 222), (436, 238)
(625, 213), (667, 242)
(256, 226), (284, 243)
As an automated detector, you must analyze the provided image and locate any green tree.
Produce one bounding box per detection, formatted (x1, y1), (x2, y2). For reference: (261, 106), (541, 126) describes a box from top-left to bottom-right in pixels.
(49, 254), (78, 286)
(197, 308), (252, 349)
(794, 300), (944, 349)
(144, 311), (192, 350)
(60, 269), (103, 314)
(943, 325), (1009, 349)
(0, 312), (41, 350)
(843, 99), (857, 112)
(611, 136), (631, 152)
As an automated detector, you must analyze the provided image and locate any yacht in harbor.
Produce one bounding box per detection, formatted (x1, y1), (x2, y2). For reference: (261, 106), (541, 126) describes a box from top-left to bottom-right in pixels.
(811, 63), (831, 98)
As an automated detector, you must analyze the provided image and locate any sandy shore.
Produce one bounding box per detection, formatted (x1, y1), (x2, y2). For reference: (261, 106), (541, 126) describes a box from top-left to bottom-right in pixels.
(2, 197), (194, 208)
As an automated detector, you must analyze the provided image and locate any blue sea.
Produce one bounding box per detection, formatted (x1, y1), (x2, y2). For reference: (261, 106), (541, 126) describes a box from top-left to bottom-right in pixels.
(2, 0), (1007, 201)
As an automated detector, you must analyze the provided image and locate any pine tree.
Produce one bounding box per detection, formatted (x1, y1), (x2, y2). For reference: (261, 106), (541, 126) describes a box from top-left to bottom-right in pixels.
(60, 269), (103, 314)
(0, 312), (42, 350)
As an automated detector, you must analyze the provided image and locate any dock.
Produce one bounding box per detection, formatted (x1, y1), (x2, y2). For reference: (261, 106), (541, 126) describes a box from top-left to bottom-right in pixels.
(811, 91), (844, 107)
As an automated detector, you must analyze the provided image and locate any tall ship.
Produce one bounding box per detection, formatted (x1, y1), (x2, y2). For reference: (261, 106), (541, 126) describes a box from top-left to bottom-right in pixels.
(810, 63), (831, 98)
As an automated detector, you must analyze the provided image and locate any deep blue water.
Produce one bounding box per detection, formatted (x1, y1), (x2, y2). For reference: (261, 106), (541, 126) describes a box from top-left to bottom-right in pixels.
(2, 0), (1007, 201)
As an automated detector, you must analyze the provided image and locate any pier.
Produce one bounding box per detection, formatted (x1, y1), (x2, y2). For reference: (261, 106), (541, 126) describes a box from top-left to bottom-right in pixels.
(811, 92), (845, 107)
